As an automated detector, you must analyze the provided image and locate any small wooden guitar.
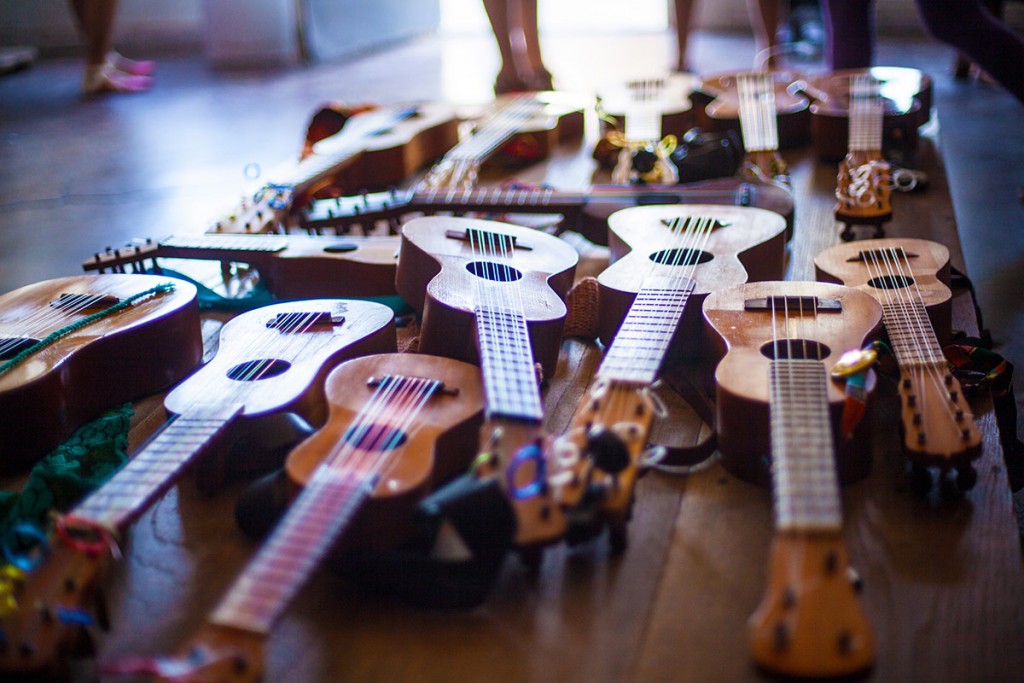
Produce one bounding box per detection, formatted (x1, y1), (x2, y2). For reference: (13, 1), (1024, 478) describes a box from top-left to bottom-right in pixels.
(815, 238), (981, 490)
(692, 69), (810, 152)
(703, 281), (878, 678)
(397, 216), (586, 550)
(597, 73), (698, 140)
(82, 233), (401, 299)
(396, 215), (578, 378)
(798, 66), (933, 162)
(420, 92), (585, 190)
(829, 75), (894, 241)
(0, 274), (201, 473)
(555, 205), (786, 550)
(104, 353), (485, 682)
(300, 177), (796, 247)
(0, 299), (395, 676)
(207, 102), (458, 235)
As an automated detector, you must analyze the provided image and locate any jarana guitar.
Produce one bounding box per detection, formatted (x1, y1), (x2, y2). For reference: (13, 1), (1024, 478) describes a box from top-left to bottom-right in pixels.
(703, 281), (878, 678)
(815, 237), (981, 491)
(102, 353), (485, 682)
(0, 273), (201, 473)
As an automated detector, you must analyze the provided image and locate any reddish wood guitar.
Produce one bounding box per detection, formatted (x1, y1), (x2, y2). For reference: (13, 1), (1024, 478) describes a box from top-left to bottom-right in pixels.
(0, 299), (395, 676)
(0, 274), (201, 473)
(111, 353), (485, 683)
(703, 281), (878, 678)
(814, 237), (981, 490)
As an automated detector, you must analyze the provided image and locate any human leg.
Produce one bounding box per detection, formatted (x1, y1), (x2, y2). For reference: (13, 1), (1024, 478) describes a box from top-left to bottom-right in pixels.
(915, 0), (1024, 104)
(517, 0), (553, 90)
(670, 0), (696, 73)
(69, 0), (152, 95)
(747, 0), (782, 66)
(482, 0), (526, 92)
(820, 0), (875, 69)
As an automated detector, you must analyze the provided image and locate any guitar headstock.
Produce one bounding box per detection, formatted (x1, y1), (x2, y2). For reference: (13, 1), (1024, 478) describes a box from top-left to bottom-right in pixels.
(898, 366), (981, 467)
(743, 150), (788, 184)
(835, 151), (893, 225)
(207, 186), (292, 235)
(749, 532), (875, 678)
(82, 239), (163, 273)
(103, 623), (264, 683)
(0, 535), (106, 674)
(473, 420), (588, 549)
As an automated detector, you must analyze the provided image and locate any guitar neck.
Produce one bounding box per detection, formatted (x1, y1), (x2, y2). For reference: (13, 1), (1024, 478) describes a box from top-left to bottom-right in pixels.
(444, 96), (540, 163)
(475, 305), (544, 422)
(882, 299), (944, 367)
(737, 73), (780, 153)
(209, 469), (371, 634)
(71, 406), (241, 532)
(768, 359), (842, 532)
(848, 75), (884, 153)
(599, 280), (695, 385)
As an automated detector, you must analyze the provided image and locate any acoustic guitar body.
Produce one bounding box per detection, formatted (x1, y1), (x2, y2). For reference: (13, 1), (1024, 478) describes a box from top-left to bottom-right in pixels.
(596, 72), (699, 139)
(396, 216), (578, 377)
(703, 281), (883, 486)
(802, 66), (933, 162)
(692, 69), (811, 149)
(284, 353), (485, 554)
(0, 274), (202, 473)
(600, 204), (787, 361)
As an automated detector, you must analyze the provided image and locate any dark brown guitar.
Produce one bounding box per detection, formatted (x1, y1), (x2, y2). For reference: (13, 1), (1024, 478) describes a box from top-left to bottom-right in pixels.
(0, 274), (201, 473)
(0, 299), (396, 676)
(82, 233), (400, 299)
(815, 237), (981, 491)
(103, 353), (485, 683)
(703, 281), (879, 678)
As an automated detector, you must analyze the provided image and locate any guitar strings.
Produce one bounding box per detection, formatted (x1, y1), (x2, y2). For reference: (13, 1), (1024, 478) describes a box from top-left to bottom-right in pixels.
(862, 247), (962, 426)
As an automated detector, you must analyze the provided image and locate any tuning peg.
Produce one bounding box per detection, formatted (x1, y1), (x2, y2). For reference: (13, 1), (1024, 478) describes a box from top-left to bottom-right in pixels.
(586, 427), (630, 474)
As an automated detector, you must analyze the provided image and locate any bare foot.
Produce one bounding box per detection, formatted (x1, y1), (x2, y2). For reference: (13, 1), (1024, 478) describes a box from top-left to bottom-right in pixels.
(106, 51), (156, 77)
(83, 65), (153, 96)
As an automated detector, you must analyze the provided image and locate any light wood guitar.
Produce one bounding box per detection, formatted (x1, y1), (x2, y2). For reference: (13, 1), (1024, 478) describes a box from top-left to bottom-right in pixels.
(829, 75), (894, 241)
(396, 215), (578, 378)
(300, 176), (796, 247)
(397, 216), (587, 550)
(703, 280), (879, 678)
(103, 353), (485, 682)
(82, 233), (400, 299)
(0, 274), (201, 473)
(0, 299), (396, 676)
(597, 73), (698, 140)
(815, 237), (981, 491)
(207, 102), (458, 235)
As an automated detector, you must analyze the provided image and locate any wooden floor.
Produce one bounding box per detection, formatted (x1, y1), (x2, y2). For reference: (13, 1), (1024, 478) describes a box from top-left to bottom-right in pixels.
(2, 24), (1024, 683)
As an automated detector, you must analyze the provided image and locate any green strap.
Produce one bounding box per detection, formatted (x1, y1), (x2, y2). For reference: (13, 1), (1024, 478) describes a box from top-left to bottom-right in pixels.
(0, 404), (134, 542)
(0, 283), (176, 378)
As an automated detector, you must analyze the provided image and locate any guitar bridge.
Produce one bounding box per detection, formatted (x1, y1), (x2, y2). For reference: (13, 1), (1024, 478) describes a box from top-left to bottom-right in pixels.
(265, 312), (343, 330)
(847, 249), (918, 262)
(745, 296), (842, 312)
(445, 228), (532, 251)
(50, 292), (120, 312)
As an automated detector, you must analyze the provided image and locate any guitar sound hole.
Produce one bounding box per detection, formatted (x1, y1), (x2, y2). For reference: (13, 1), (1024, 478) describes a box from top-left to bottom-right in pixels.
(343, 423), (408, 451)
(227, 358), (291, 381)
(466, 261), (523, 282)
(323, 243), (358, 253)
(0, 338), (39, 360)
(759, 339), (831, 361)
(649, 248), (713, 266)
(867, 275), (914, 290)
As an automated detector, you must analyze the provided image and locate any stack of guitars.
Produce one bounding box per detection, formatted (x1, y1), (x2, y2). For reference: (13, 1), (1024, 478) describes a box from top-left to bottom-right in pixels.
(2, 62), (1021, 683)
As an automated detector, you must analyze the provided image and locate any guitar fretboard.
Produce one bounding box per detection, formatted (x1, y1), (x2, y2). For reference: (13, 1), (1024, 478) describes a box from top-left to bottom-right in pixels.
(445, 95), (542, 163)
(476, 305), (544, 421)
(210, 470), (372, 634)
(737, 73), (780, 153)
(848, 75), (884, 152)
(72, 406), (241, 531)
(768, 360), (843, 531)
(882, 300), (944, 367)
(161, 234), (290, 254)
(624, 78), (666, 143)
(599, 281), (695, 385)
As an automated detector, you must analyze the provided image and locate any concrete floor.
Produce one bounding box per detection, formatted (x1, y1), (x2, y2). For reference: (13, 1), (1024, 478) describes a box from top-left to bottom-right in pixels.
(1, 27), (1022, 433)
